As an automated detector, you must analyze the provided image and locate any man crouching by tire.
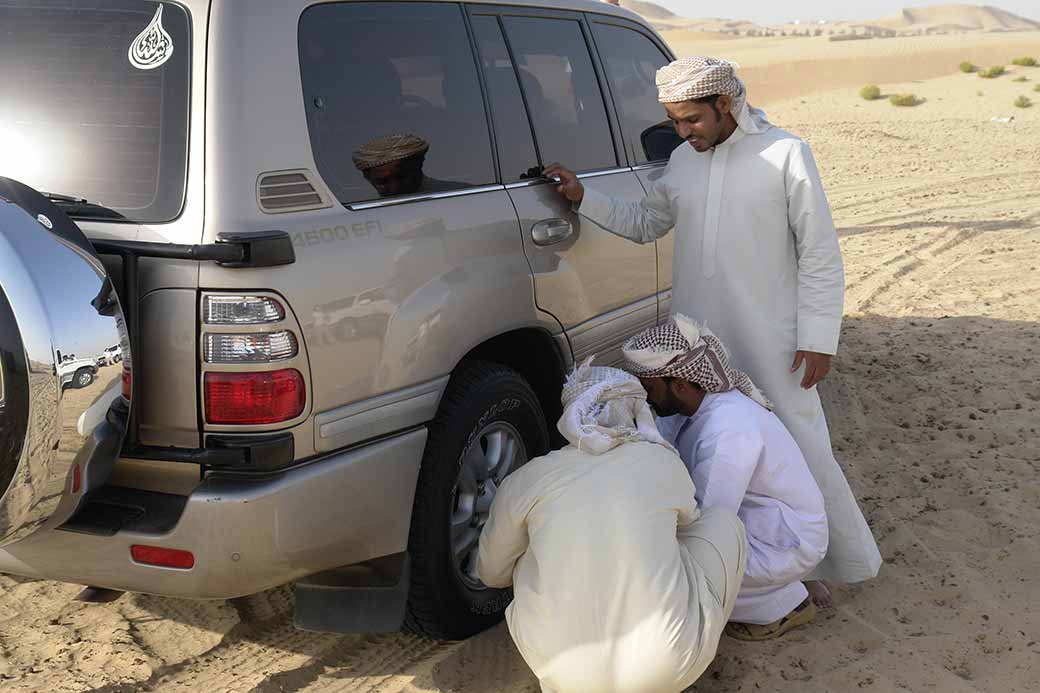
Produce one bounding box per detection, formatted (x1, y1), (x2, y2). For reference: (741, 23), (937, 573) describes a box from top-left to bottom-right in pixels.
(476, 359), (748, 693)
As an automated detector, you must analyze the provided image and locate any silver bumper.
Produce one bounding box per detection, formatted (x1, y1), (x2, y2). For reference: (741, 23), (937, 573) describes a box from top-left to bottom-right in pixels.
(0, 429), (425, 598)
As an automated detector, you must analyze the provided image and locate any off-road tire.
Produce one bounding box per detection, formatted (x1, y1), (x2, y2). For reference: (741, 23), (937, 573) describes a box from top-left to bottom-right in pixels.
(404, 360), (549, 640)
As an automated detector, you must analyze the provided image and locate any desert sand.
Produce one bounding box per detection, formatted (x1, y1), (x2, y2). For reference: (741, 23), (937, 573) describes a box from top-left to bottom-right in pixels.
(1, 23), (1039, 693)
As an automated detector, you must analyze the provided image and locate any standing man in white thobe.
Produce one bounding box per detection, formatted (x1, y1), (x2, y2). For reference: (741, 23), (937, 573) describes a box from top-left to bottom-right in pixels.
(544, 56), (881, 600)
(623, 315), (828, 639)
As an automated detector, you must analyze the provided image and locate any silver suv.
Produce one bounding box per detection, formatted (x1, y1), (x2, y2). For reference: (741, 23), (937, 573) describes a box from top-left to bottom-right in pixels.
(0, 0), (682, 638)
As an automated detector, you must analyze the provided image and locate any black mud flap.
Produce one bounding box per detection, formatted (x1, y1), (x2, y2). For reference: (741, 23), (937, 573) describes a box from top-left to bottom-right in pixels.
(293, 553), (410, 634)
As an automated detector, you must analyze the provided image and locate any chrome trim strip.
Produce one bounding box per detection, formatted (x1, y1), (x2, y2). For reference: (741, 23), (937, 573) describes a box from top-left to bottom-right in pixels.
(576, 167), (632, 180)
(504, 179), (544, 190)
(347, 184), (505, 211)
(631, 162), (668, 172)
(313, 376), (449, 453)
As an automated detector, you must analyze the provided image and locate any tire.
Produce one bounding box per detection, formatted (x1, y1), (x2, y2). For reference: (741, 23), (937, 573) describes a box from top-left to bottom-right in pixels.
(404, 360), (549, 640)
(74, 368), (94, 388)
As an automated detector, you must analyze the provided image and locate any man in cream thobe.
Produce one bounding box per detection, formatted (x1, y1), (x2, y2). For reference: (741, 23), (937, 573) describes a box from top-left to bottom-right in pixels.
(477, 362), (747, 693)
(624, 315), (828, 634)
(545, 57), (881, 588)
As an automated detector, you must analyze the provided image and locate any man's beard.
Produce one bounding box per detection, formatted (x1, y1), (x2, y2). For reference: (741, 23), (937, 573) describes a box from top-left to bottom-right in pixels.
(649, 391), (683, 418)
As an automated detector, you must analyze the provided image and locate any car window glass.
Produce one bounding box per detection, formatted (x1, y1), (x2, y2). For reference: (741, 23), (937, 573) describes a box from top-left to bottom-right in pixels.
(0, 1), (191, 223)
(298, 3), (495, 204)
(471, 16), (541, 182)
(593, 23), (678, 164)
(501, 17), (616, 172)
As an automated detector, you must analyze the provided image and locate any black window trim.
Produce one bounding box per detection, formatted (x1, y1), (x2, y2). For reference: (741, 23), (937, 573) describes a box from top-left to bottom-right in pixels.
(468, 4), (624, 177)
(585, 15), (677, 168)
(466, 11), (543, 183)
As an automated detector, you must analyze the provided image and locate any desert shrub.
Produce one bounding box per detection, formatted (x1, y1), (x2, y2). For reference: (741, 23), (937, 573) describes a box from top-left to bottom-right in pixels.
(1011, 56), (1037, 67)
(959, 61), (976, 73)
(889, 93), (920, 107)
(1035, 84), (1040, 93)
(860, 84), (882, 100)
(1013, 76), (1029, 82)
(1014, 96), (1033, 108)
(978, 65), (1007, 79)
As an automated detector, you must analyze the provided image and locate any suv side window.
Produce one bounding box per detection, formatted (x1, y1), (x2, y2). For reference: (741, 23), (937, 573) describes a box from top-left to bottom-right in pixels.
(500, 16), (616, 172)
(298, 3), (496, 205)
(592, 22), (674, 165)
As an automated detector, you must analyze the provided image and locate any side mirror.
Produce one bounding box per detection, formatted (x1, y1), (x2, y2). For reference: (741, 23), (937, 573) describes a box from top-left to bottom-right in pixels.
(640, 122), (685, 163)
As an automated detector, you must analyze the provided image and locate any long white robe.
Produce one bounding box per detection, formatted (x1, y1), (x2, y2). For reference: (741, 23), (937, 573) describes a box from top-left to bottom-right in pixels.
(477, 441), (747, 693)
(658, 390), (828, 624)
(578, 123), (882, 583)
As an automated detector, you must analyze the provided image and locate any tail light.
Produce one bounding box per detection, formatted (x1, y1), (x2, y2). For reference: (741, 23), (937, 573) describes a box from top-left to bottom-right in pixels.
(203, 331), (298, 363)
(204, 369), (305, 425)
(204, 295), (284, 324)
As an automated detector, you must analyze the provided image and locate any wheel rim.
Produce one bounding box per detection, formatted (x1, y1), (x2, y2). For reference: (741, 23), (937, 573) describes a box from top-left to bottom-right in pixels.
(450, 421), (527, 590)
(77, 372), (91, 386)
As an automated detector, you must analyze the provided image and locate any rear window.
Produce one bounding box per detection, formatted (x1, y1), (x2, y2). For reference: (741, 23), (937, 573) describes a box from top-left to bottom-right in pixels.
(0, 1), (191, 223)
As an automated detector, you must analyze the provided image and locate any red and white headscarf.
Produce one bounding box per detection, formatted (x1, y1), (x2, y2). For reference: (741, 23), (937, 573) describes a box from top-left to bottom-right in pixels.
(623, 314), (773, 410)
(655, 56), (769, 134)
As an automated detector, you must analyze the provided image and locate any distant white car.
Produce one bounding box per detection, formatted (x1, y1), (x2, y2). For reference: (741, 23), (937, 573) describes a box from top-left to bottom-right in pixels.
(96, 344), (122, 367)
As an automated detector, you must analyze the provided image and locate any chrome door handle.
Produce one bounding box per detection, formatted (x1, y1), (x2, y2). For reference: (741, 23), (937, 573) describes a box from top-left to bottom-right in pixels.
(531, 218), (573, 246)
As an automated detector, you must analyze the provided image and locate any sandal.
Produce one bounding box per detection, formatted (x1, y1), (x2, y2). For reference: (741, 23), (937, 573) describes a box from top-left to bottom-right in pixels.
(725, 597), (817, 641)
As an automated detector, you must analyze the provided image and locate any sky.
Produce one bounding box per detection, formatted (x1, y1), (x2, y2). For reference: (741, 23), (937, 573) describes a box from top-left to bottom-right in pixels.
(649, 1), (1040, 25)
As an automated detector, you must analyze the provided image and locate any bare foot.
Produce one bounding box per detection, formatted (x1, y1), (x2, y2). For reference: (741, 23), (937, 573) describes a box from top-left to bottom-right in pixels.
(805, 580), (833, 609)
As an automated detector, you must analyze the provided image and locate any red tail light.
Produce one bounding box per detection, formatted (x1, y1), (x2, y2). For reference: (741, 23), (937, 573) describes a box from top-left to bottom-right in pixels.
(204, 369), (305, 425)
(131, 545), (195, 569)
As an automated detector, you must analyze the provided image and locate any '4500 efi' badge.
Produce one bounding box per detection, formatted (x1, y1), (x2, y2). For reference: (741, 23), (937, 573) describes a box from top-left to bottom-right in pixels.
(128, 5), (173, 70)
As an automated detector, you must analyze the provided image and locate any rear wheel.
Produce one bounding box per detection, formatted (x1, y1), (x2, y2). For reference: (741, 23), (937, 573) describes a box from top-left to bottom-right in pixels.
(404, 360), (549, 640)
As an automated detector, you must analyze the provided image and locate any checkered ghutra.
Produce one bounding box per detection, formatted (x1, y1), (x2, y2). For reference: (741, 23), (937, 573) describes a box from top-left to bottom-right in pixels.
(622, 317), (773, 410)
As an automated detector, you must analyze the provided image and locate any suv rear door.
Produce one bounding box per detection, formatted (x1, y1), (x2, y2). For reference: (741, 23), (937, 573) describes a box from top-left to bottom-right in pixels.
(470, 6), (657, 366)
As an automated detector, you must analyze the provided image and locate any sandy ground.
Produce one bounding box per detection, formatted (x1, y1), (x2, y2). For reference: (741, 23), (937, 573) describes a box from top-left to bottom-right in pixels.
(2, 32), (1040, 693)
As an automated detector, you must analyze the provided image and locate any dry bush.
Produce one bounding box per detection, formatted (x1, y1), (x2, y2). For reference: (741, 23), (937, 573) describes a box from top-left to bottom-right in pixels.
(1035, 84), (1040, 93)
(889, 93), (920, 107)
(978, 65), (1007, 79)
(1014, 96), (1033, 109)
(1011, 57), (1037, 67)
(860, 84), (882, 100)
(1013, 76), (1029, 82)
(959, 61), (976, 73)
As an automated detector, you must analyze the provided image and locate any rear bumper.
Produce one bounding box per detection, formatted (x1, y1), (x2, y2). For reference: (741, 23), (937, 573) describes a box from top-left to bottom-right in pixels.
(0, 429), (426, 598)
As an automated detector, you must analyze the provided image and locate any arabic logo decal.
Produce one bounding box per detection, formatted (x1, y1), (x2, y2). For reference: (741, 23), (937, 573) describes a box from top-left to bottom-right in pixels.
(36, 214), (53, 230)
(128, 5), (173, 70)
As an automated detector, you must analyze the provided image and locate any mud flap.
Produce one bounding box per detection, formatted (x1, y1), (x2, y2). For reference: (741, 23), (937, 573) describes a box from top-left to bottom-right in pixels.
(293, 552), (410, 634)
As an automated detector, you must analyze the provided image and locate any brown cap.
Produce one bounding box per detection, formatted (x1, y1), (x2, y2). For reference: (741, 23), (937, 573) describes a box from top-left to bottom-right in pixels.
(351, 133), (429, 171)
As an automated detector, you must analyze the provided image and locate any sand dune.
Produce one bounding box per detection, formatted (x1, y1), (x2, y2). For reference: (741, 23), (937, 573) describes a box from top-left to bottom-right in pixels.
(662, 30), (1040, 105)
(876, 4), (1040, 33)
(621, 2), (1040, 36)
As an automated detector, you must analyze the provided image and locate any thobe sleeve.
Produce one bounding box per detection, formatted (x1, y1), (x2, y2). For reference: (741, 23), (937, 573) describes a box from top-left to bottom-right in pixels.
(786, 141), (845, 355)
(475, 475), (530, 589)
(695, 431), (764, 514)
(576, 169), (675, 245)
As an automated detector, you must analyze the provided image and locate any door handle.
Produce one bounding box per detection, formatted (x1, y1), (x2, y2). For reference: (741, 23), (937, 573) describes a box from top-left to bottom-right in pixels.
(531, 218), (573, 246)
